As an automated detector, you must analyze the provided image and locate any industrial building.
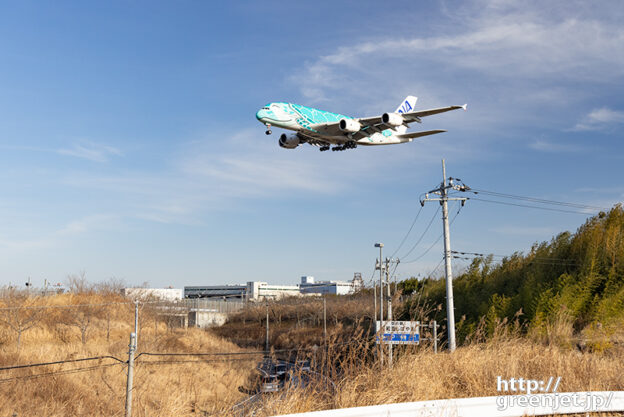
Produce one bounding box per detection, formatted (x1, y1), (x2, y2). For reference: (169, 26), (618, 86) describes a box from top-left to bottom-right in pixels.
(183, 273), (364, 301)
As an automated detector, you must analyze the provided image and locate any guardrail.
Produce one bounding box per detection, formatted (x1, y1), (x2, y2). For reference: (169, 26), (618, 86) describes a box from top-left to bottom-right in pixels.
(270, 391), (624, 417)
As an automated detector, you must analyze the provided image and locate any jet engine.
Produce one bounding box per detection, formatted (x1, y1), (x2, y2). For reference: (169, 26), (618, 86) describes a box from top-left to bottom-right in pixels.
(279, 133), (300, 149)
(381, 112), (404, 127)
(338, 119), (361, 133)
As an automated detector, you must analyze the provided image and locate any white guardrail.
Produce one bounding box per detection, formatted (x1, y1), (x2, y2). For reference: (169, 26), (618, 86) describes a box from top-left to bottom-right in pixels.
(271, 391), (624, 417)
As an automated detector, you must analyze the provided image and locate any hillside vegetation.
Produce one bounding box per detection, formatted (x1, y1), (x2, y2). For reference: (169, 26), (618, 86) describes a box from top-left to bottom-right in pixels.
(399, 205), (624, 349)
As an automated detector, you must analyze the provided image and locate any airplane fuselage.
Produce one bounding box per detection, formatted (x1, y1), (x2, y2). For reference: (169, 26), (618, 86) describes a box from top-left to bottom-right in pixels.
(256, 102), (401, 145)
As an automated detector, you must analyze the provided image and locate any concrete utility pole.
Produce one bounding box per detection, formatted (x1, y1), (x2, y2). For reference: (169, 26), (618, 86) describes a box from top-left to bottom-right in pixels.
(420, 159), (468, 352)
(323, 296), (327, 345)
(134, 301), (139, 349)
(374, 243), (384, 366)
(125, 332), (137, 417)
(385, 257), (392, 367)
(265, 299), (270, 354)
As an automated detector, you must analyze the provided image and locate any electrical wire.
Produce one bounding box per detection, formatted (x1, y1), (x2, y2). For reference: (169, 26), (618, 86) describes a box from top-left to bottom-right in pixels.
(0, 363), (123, 383)
(0, 355), (125, 372)
(465, 196), (597, 215)
(0, 301), (132, 311)
(400, 206), (441, 259)
(451, 251), (580, 265)
(468, 188), (609, 211)
(135, 338), (368, 361)
(390, 205), (424, 258)
(402, 203), (462, 264)
(428, 257), (445, 277)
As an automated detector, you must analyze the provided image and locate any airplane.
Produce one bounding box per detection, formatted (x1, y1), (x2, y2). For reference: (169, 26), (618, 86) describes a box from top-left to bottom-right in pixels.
(255, 96), (466, 152)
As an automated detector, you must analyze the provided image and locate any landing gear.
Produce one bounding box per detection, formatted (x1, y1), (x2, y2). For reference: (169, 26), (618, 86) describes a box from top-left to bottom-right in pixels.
(265, 124), (272, 135)
(331, 142), (357, 151)
(319, 146), (330, 152)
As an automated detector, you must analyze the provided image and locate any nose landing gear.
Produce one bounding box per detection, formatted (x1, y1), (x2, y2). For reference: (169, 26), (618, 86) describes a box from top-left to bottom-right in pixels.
(265, 124), (272, 135)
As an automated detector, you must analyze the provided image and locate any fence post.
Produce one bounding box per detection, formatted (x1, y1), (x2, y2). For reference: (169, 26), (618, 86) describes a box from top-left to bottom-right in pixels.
(125, 332), (137, 417)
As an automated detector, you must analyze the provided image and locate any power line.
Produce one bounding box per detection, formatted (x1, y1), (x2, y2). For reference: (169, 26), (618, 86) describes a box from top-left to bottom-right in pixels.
(402, 203), (462, 264)
(451, 251), (580, 265)
(467, 188), (609, 211)
(465, 196), (597, 215)
(390, 205), (424, 258)
(0, 355), (125, 372)
(400, 206), (440, 259)
(0, 301), (133, 311)
(0, 363), (123, 383)
(428, 257), (445, 277)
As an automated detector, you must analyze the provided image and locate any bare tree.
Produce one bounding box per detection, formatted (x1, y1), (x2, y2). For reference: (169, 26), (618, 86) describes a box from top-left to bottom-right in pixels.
(65, 271), (94, 294)
(95, 277), (126, 296)
(0, 289), (44, 352)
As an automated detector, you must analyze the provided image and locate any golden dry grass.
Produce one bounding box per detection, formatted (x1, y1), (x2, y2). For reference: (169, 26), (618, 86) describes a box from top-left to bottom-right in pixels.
(1, 293), (623, 417)
(0, 293), (256, 417)
(257, 339), (624, 416)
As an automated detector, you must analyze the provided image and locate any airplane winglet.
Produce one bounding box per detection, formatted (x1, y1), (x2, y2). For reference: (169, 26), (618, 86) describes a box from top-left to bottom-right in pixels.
(462, 104), (468, 111)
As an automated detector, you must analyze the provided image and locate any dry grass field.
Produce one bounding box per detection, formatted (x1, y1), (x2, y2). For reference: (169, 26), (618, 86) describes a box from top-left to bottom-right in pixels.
(1, 292), (623, 417)
(0, 291), (256, 417)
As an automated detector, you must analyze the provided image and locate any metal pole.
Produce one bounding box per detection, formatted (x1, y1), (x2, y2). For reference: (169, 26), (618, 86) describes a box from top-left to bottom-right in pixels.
(323, 296), (327, 345)
(134, 301), (139, 349)
(265, 299), (269, 354)
(433, 320), (438, 354)
(373, 282), (377, 330)
(124, 332), (136, 417)
(441, 160), (456, 352)
(376, 244), (384, 367)
(386, 258), (393, 367)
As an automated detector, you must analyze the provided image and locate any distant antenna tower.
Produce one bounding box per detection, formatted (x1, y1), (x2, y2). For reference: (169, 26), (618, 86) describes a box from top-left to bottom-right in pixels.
(351, 272), (364, 290)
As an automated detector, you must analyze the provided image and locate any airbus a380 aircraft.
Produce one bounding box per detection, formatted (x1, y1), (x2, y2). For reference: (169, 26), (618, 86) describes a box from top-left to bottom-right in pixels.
(255, 96), (466, 152)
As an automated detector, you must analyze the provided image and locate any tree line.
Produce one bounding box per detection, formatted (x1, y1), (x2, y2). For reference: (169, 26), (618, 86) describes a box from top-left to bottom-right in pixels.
(397, 205), (624, 345)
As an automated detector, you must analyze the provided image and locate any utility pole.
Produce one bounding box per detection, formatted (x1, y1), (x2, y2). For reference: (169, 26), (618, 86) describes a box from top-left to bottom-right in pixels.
(420, 159), (468, 352)
(432, 320), (438, 354)
(385, 257), (392, 367)
(374, 243), (384, 367)
(323, 296), (327, 345)
(134, 301), (139, 350)
(265, 299), (270, 354)
(124, 332), (136, 417)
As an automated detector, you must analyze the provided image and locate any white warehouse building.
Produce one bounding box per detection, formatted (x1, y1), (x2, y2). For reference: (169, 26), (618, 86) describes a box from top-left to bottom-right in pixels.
(183, 274), (363, 301)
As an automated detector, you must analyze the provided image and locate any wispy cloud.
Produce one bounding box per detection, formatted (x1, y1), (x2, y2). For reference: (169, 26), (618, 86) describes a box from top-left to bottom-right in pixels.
(57, 141), (122, 162)
(0, 214), (118, 251)
(529, 139), (584, 153)
(290, 0), (624, 133)
(572, 107), (624, 131)
(59, 128), (399, 224)
(58, 214), (120, 235)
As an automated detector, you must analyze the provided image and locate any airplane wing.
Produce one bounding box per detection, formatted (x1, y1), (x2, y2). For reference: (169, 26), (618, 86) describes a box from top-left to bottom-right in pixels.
(401, 104), (467, 123)
(310, 104), (466, 140)
(396, 129), (447, 140)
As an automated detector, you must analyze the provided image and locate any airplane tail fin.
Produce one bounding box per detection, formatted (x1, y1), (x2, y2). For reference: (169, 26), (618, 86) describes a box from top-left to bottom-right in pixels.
(393, 96), (417, 134)
(395, 96), (418, 114)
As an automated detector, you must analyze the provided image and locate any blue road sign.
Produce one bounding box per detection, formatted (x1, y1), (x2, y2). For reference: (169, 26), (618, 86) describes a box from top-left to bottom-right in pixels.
(376, 333), (420, 344)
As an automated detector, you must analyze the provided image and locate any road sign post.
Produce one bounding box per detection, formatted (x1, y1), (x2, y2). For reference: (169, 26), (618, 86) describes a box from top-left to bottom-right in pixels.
(376, 321), (420, 345)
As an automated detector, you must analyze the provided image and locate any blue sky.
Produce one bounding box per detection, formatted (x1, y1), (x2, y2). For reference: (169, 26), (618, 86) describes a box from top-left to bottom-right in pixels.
(0, 0), (622, 288)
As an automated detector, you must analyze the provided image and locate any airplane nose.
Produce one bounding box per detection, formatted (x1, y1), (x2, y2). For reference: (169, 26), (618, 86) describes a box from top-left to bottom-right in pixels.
(256, 109), (266, 121)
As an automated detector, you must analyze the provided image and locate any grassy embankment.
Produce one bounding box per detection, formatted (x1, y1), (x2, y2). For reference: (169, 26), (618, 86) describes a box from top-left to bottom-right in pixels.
(0, 291), (255, 417)
(1, 291), (623, 416)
